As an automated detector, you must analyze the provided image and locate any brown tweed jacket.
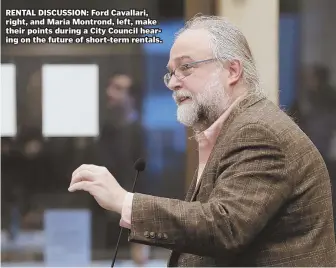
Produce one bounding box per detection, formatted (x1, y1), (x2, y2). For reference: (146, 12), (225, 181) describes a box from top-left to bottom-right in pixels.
(128, 94), (336, 267)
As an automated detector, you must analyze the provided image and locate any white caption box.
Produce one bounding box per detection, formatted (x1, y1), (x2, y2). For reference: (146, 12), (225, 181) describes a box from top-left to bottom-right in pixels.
(42, 64), (99, 137)
(1, 64), (17, 137)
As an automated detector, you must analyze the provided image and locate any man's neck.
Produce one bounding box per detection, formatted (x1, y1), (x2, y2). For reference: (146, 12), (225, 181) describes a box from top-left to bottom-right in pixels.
(193, 121), (212, 134)
(192, 90), (249, 134)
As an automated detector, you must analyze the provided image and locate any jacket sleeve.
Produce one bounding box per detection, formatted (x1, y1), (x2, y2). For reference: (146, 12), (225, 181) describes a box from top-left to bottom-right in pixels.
(128, 123), (292, 258)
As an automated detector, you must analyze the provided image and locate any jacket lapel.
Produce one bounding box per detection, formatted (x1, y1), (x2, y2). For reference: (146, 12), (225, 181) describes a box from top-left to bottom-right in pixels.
(187, 93), (266, 202)
(189, 171), (202, 201)
(184, 168), (198, 201)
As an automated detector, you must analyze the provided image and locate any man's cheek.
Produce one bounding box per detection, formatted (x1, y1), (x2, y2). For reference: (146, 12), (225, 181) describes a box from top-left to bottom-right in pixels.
(182, 85), (199, 98)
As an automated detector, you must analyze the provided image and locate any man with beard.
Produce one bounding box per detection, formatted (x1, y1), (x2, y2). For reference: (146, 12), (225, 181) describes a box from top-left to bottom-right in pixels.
(68, 16), (336, 267)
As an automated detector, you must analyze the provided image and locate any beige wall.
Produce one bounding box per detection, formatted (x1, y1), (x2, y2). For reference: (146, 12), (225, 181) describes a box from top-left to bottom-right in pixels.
(217, 0), (279, 104)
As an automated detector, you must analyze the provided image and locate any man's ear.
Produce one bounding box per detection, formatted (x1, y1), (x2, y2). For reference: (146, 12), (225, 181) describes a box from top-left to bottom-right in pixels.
(227, 60), (243, 86)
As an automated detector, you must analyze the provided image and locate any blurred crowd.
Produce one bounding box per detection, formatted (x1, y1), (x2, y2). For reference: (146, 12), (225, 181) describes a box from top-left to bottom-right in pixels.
(1, 72), (151, 264)
(290, 64), (336, 180)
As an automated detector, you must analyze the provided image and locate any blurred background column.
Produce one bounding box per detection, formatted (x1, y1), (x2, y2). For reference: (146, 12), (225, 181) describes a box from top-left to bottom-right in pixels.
(217, 0), (279, 105)
(300, 0), (336, 85)
(298, 0), (336, 224)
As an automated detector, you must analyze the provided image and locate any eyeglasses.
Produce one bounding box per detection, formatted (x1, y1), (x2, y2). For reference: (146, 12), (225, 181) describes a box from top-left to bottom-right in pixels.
(163, 58), (219, 87)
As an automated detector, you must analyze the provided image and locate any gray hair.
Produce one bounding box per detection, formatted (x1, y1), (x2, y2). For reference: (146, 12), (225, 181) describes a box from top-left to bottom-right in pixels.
(175, 15), (263, 97)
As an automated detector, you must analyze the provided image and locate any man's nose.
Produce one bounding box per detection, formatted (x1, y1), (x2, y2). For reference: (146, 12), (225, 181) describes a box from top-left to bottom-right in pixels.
(167, 75), (182, 91)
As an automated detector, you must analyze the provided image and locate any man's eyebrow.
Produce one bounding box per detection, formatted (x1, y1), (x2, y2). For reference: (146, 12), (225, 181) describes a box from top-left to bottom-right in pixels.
(166, 55), (193, 71)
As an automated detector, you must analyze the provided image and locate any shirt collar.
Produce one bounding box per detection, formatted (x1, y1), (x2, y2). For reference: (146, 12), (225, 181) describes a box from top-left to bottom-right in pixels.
(195, 95), (246, 145)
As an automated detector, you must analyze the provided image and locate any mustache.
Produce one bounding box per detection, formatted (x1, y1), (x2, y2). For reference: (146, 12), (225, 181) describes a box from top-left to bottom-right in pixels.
(172, 90), (194, 102)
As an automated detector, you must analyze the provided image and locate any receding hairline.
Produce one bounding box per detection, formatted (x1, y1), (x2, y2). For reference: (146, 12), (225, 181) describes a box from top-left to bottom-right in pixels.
(167, 29), (214, 70)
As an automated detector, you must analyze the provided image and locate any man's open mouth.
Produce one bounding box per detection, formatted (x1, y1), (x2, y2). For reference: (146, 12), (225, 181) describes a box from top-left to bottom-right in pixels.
(178, 96), (191, 104)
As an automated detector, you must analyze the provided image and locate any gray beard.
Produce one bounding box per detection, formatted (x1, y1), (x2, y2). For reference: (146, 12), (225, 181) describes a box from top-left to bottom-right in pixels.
(175, 76), (230, 132)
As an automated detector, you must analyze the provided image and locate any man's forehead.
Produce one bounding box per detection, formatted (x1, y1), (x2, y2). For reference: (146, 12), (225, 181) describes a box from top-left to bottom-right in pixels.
(167, 29), (212, 67)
